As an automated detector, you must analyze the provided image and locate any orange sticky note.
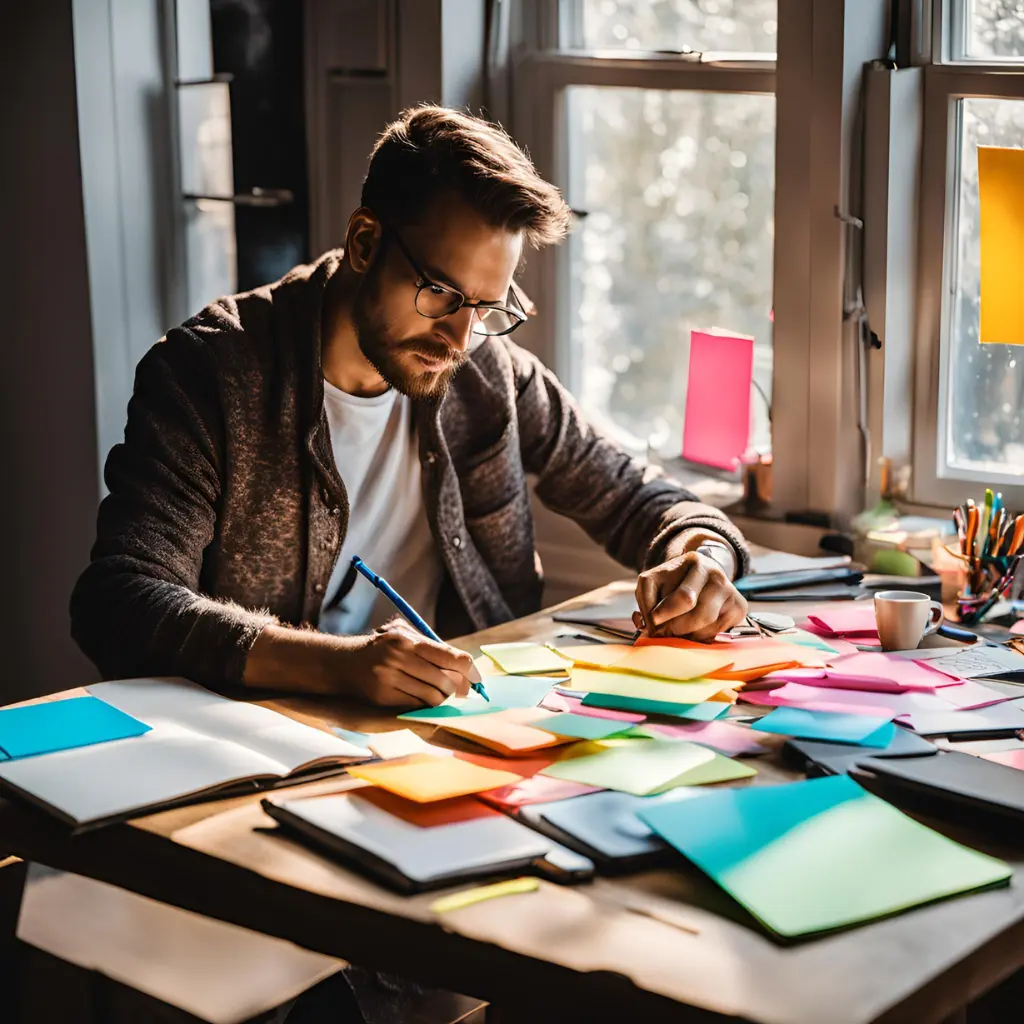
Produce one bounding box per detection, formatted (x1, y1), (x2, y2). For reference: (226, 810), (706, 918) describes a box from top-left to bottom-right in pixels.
(347, 753), (522, 803)
(553, 643), (732, 681)
(979, 146), (1024, 345)
(635, 636), (828, 682)
(439, 708), (576, 756)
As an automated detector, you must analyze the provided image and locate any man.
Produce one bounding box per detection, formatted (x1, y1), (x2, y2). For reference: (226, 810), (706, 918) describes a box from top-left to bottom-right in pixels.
(71, 105), (749, 705)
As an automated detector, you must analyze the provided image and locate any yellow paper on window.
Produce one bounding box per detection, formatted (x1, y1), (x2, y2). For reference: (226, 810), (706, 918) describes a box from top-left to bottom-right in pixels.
(979, 146), (1024, 345)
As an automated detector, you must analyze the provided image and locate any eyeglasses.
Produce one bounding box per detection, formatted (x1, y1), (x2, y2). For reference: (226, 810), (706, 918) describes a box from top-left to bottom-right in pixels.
(387, 229), (527, 337)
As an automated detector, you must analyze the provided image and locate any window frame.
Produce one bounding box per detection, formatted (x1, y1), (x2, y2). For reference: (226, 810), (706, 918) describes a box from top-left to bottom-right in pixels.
(911, 2), (1024, 508)
(510, 1), (776, 424)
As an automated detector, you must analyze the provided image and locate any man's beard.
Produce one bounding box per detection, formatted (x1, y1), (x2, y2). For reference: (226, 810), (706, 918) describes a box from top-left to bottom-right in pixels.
(351, 267), (468, 400)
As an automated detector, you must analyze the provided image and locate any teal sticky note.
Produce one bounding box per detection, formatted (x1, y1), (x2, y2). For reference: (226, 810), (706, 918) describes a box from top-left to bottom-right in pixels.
(751, 707), (896, 747)
(398, 705), (507, 721)
(0, 696), (150, 760)
(783, 629), (842, 655)
(581, 693), (730, 722)
(331, 726), (374, 746)
(533, 712), (634, 741)
(637, 775), (1012, 938)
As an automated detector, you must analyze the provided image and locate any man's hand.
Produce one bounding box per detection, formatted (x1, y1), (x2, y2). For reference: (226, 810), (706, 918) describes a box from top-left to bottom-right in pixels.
(634, 551), (748, 642)
(243, 618), (481, 707)
(343, 619), (480, 707)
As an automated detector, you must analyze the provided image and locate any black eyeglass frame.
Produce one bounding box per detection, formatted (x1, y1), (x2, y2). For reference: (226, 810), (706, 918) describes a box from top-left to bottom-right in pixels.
(386, 228), (528, 337)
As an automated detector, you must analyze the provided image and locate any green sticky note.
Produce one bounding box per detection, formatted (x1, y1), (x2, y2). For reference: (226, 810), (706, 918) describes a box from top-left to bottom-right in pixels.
(783, 629), (842, 655)
(533, 712), (634, 741)
(638, 775), (1012, 938)
(542, 739), (750, 796)
(398, 704), (505, 721)
(752, 707), (897, 747)
(581, 693), (730, 721)
(480, 643), (571, 675)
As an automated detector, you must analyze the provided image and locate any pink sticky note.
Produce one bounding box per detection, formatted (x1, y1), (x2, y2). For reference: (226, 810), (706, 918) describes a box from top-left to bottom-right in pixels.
(806, 603), (879, 637)
(1011, 620), (1024, 636)
(478, 775), (602, 809)
(932, 680), (1016, 710)
(766, 653), (962, 693)
(739, 681), (937, 719)
(646, 720), (771, 757)
(549, 693), (646, 723)
(681, 330), (754, 471)
(980, 748), (1024, 770)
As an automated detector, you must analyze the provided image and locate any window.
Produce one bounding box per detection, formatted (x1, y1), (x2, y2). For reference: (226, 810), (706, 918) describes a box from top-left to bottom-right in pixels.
(914, 1), (1024, 505)
(516, 1), (777, 463)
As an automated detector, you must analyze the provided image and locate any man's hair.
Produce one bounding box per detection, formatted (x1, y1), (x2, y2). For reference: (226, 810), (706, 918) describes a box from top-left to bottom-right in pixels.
(361, 105), (571, 249)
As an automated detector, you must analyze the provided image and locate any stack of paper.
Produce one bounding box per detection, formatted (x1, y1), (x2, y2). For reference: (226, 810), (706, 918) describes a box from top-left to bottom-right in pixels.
(436, 708), (580, 756)
(638, 775), (1012, 938)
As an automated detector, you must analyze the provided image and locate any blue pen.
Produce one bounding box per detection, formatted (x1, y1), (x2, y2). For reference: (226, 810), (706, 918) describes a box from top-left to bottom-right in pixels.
(350, 556), (489, 701)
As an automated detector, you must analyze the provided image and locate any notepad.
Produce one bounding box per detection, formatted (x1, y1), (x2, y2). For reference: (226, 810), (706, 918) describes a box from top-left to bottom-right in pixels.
(638, 775), (1012, 938)
(554, 643), (732, 681)
(532, 713), (635, 741)
(581, 693), (731, 721)
(0, 696), (150, 761)
(752, 707), (897, 747)
(437, 708), (576, 756)
(261, 791), (589, 893)
(0, 678), (370, 831)
(541, 739), (753, 795)
(480, 643), (571, 675)
(347, 753), (522, 802)
(570, 668), (724, 705)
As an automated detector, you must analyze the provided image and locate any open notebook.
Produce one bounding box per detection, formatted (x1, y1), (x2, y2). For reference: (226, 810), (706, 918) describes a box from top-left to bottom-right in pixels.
(0, 678), (370, 831)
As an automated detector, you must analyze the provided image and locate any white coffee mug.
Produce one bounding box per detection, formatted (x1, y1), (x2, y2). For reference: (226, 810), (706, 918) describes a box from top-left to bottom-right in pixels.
(873, 591), (944, 651)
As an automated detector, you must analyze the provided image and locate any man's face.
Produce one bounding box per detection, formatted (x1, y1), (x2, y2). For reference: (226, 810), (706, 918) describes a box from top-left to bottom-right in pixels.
(351, 197), (523, 399)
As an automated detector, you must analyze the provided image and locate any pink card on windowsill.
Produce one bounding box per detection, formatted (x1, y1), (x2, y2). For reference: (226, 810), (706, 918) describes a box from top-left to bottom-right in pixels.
(681, 329), (754, 471)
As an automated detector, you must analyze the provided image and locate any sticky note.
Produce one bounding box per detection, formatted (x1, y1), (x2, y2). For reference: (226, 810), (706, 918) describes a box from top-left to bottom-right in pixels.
(981, 748), (1024, 770)
(645, 720), (772, 757)
(331, 727), (374, 750)
(681, 329), (754, 471)
(544, 693), (645, 723)
(638, 775), (1013, 938)
(979, 146), (1024, 344)
(742, 681), (930, 718)
(347, 753), (522, 803)
(479, 643), (571, 675)
(430, 877), (540, 914)
(399, 703), (505, 721)
(479, 775), (604, 809)
(438, 708), (576, 755)
(541, 739), (746, 796)
(532, 712), (635, 741)
(635, 636), (829, 680)
(571, 668), (724, 705)
(554, 644), (732, 681)
(0, 696), (150, 760)
(790, 653), (959, 693)
(470, 676), (557, 708)
(581, 693), (730, 721)
(752, 707), (897, 747)
(806, 604), (878, 637)
(366, 730), (452, 760)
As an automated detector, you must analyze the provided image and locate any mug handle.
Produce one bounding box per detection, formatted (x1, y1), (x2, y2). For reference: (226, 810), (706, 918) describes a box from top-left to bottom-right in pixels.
(923, 601), (944, 636)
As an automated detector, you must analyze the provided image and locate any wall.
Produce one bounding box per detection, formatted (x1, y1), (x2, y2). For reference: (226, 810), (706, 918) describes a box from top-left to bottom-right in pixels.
(0, 3), (102, 700)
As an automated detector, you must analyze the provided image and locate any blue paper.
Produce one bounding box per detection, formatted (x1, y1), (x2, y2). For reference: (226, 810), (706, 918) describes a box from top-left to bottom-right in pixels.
(331, 727), (375, 748)
(0, 696), (150, 760)
(473, 675), (557, 708)
(581, 693), (730, 722)
(751, 707), (897, 748)
(534, 712), (634, 741)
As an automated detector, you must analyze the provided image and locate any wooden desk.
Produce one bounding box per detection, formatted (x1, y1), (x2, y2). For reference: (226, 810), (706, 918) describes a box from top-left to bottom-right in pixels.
(1, 582), (1022, 1024)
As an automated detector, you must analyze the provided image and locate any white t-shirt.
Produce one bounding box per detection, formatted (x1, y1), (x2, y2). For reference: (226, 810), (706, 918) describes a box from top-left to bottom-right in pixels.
(319, 380), (443, 635)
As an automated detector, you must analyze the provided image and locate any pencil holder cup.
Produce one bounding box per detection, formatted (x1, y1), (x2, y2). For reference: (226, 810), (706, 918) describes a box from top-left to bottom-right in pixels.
(956, 556), (1021, 624)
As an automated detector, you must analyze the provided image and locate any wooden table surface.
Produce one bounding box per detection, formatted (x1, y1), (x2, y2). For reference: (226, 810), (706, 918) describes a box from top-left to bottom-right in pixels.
(1, 581), (1022, 1024)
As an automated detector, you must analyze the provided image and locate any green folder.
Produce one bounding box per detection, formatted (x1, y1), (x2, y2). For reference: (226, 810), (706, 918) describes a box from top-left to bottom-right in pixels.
(638, 775), (1012, 939)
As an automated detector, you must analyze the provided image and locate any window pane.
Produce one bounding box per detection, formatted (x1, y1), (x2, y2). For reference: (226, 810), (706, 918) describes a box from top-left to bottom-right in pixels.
(964, 0), (1024, 60)
(946, 98), (1024, 476)
(575, 0), (777, 53)
(565, 86), (775, 457)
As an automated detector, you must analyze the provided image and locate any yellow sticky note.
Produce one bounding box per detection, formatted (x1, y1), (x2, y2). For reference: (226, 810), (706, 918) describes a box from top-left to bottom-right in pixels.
(430, 877), (540, 914)
(553, 643), (732, 681)
(439, 708), (575, 755)
(979, 146), (1024, 345)
(348, 753), (523, 802)
(570, 668), (724, 705)
(480, 642), (572, 675)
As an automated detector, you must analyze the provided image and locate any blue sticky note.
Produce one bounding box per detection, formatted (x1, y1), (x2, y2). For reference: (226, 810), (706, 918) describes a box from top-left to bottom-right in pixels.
(751, 707), (897, 747)
(637, 775), (1012, 938)
(581, 693), (730, 722)
(331, 726), (375, 747)
(0, 696), (150, 760)
(474, 675), (558, 709)
(534, 712), (634, 741)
